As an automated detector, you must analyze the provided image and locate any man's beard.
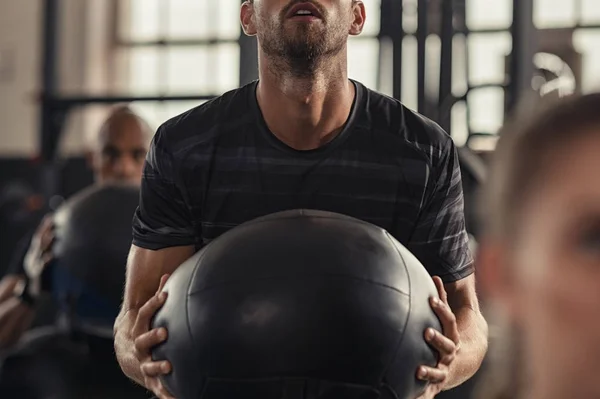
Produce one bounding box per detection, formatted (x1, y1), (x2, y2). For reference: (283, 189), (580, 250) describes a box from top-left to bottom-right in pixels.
(258, 21), (347, 78)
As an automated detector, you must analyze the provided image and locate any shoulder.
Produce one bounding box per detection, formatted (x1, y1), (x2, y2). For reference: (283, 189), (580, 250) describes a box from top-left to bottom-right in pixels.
(153, 83), (257, 154)
(358, 82), (454, 164)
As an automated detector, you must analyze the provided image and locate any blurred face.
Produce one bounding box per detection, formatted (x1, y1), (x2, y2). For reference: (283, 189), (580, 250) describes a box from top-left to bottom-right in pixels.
(91, 114), (150, 185)
(483, 131), (600, 396)
(242, 0), (365, 73)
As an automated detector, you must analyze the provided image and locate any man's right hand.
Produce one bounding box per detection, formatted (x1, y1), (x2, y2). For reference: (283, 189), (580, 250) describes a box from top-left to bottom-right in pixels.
(132, 274), (174, 399)
(115, 245), (195, 398)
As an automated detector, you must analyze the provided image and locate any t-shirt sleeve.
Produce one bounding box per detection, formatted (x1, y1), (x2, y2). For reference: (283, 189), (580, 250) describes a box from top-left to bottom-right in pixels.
(132, 125), (197, 250)
(406, 138), (474, 283)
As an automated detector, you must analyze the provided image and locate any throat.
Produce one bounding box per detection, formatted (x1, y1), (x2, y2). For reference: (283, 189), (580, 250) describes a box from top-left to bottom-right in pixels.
(256, 81), (355, 151)
(272, 124), (344, 151)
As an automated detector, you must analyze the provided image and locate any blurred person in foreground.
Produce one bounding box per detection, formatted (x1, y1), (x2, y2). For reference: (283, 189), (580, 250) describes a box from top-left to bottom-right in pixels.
(0, 105), (152, 350)
(476, 93), (600, 399)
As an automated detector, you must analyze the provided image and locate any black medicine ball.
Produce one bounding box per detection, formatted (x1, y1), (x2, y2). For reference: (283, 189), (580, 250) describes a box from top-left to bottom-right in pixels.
(52, 183), (139, 330)
(152, 210), (441, 399)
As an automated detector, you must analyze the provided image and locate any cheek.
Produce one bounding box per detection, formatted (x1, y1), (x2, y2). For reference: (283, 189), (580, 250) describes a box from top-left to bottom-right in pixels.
(98, 158), (113, 172)
(545, 260), (600, 328)
(514, 234), (600, 347)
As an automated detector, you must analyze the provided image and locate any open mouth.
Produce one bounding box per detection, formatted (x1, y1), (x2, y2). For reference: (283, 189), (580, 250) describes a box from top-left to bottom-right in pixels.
(287, 3), (322, 19)
(294, 10), (316, 17)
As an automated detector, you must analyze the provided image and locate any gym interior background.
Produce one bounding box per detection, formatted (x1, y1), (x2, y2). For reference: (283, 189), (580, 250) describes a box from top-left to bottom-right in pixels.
(0, 0), (599, 396)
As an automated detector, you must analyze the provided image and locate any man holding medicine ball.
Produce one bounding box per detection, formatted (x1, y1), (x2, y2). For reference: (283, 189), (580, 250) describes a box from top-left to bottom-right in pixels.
(114, 1), (489, 398)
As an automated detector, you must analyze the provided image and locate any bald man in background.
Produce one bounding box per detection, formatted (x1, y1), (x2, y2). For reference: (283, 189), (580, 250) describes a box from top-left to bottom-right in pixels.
(0, 106), (152, 350)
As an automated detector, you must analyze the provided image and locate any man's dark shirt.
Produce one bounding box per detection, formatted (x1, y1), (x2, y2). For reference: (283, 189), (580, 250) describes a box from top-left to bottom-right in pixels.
(132, 80), (473, 282)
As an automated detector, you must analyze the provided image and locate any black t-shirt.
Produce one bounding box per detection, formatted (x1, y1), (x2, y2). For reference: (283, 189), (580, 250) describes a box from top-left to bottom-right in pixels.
(132, 80), (473, 283)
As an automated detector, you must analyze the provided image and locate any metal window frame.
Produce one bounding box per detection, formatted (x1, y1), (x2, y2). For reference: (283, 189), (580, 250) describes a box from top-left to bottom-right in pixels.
(440, 0), (600, 138)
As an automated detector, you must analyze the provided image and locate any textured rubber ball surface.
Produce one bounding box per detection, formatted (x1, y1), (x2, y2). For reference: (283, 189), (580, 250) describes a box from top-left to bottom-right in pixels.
(152, 209), (441, 399)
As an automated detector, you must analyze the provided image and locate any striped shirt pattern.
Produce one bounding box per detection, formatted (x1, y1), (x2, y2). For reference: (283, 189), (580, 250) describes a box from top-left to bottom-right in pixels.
(132, 81), (473, 283)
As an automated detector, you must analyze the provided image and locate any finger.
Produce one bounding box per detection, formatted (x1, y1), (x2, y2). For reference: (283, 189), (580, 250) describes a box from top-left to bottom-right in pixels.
(152, 384), (176, 399)
(417, 365), (448, 384)
(133, 293), (168, 335)
(0, 276), (24, 302)
(135, 328), (168, 353)
(424, 328), (456, 361)
(429, 298), (460, 343)
(40, 231), (55, 253)
(36, 216), (54, 237)
(432, 276), (448, 304)
(157, 274), (170, 294)
(141, 360), (172, 377)
(39, 215), (53, 230)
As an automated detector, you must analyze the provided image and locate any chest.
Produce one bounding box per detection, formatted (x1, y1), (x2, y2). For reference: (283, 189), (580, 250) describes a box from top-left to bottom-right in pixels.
(184, 145), (429, 245)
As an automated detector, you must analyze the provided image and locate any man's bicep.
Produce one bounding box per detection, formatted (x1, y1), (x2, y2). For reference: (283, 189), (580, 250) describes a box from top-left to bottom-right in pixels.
(122, 245), (195, 311)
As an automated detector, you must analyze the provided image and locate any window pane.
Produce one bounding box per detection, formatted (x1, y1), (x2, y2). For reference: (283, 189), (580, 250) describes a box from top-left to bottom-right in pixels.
(121, 0), (240, 41)
(348, 38), (379, 90)
(467, 0), (512, 30)
(452, 35), (468, 96)
(376, 38), (393, 96)
(425, 35), (441, 101)
(126, 48), (162, 94)
(166, 0), (240, 40)
(361, 0), (382, 37)
(467, 87), (505, 134)
(534, 0), (577, 28)
(581, 0), (600, 24)
(120, 0), (161, 41)
(165, 45), (240, 94)
(573, 29), (600, 93)
(129, 101), (210, 131)
(123, 45), (239, 95)
(451, 101), (469, 146)
(402, 35), (418, 110)
(468, 32), (512, 86)
(403, 0), (418, 35)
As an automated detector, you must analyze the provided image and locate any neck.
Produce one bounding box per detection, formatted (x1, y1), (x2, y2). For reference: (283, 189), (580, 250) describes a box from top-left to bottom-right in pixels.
(256, 50), (355, 151)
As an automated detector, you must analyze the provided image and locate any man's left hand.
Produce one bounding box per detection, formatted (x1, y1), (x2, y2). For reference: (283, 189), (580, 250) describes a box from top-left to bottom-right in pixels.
(416, 276), (461, 399)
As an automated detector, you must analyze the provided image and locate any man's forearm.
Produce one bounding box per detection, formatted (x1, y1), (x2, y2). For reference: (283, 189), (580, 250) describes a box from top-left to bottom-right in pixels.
(114, 310), (145, 386)
(444, 306), (489, 390)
